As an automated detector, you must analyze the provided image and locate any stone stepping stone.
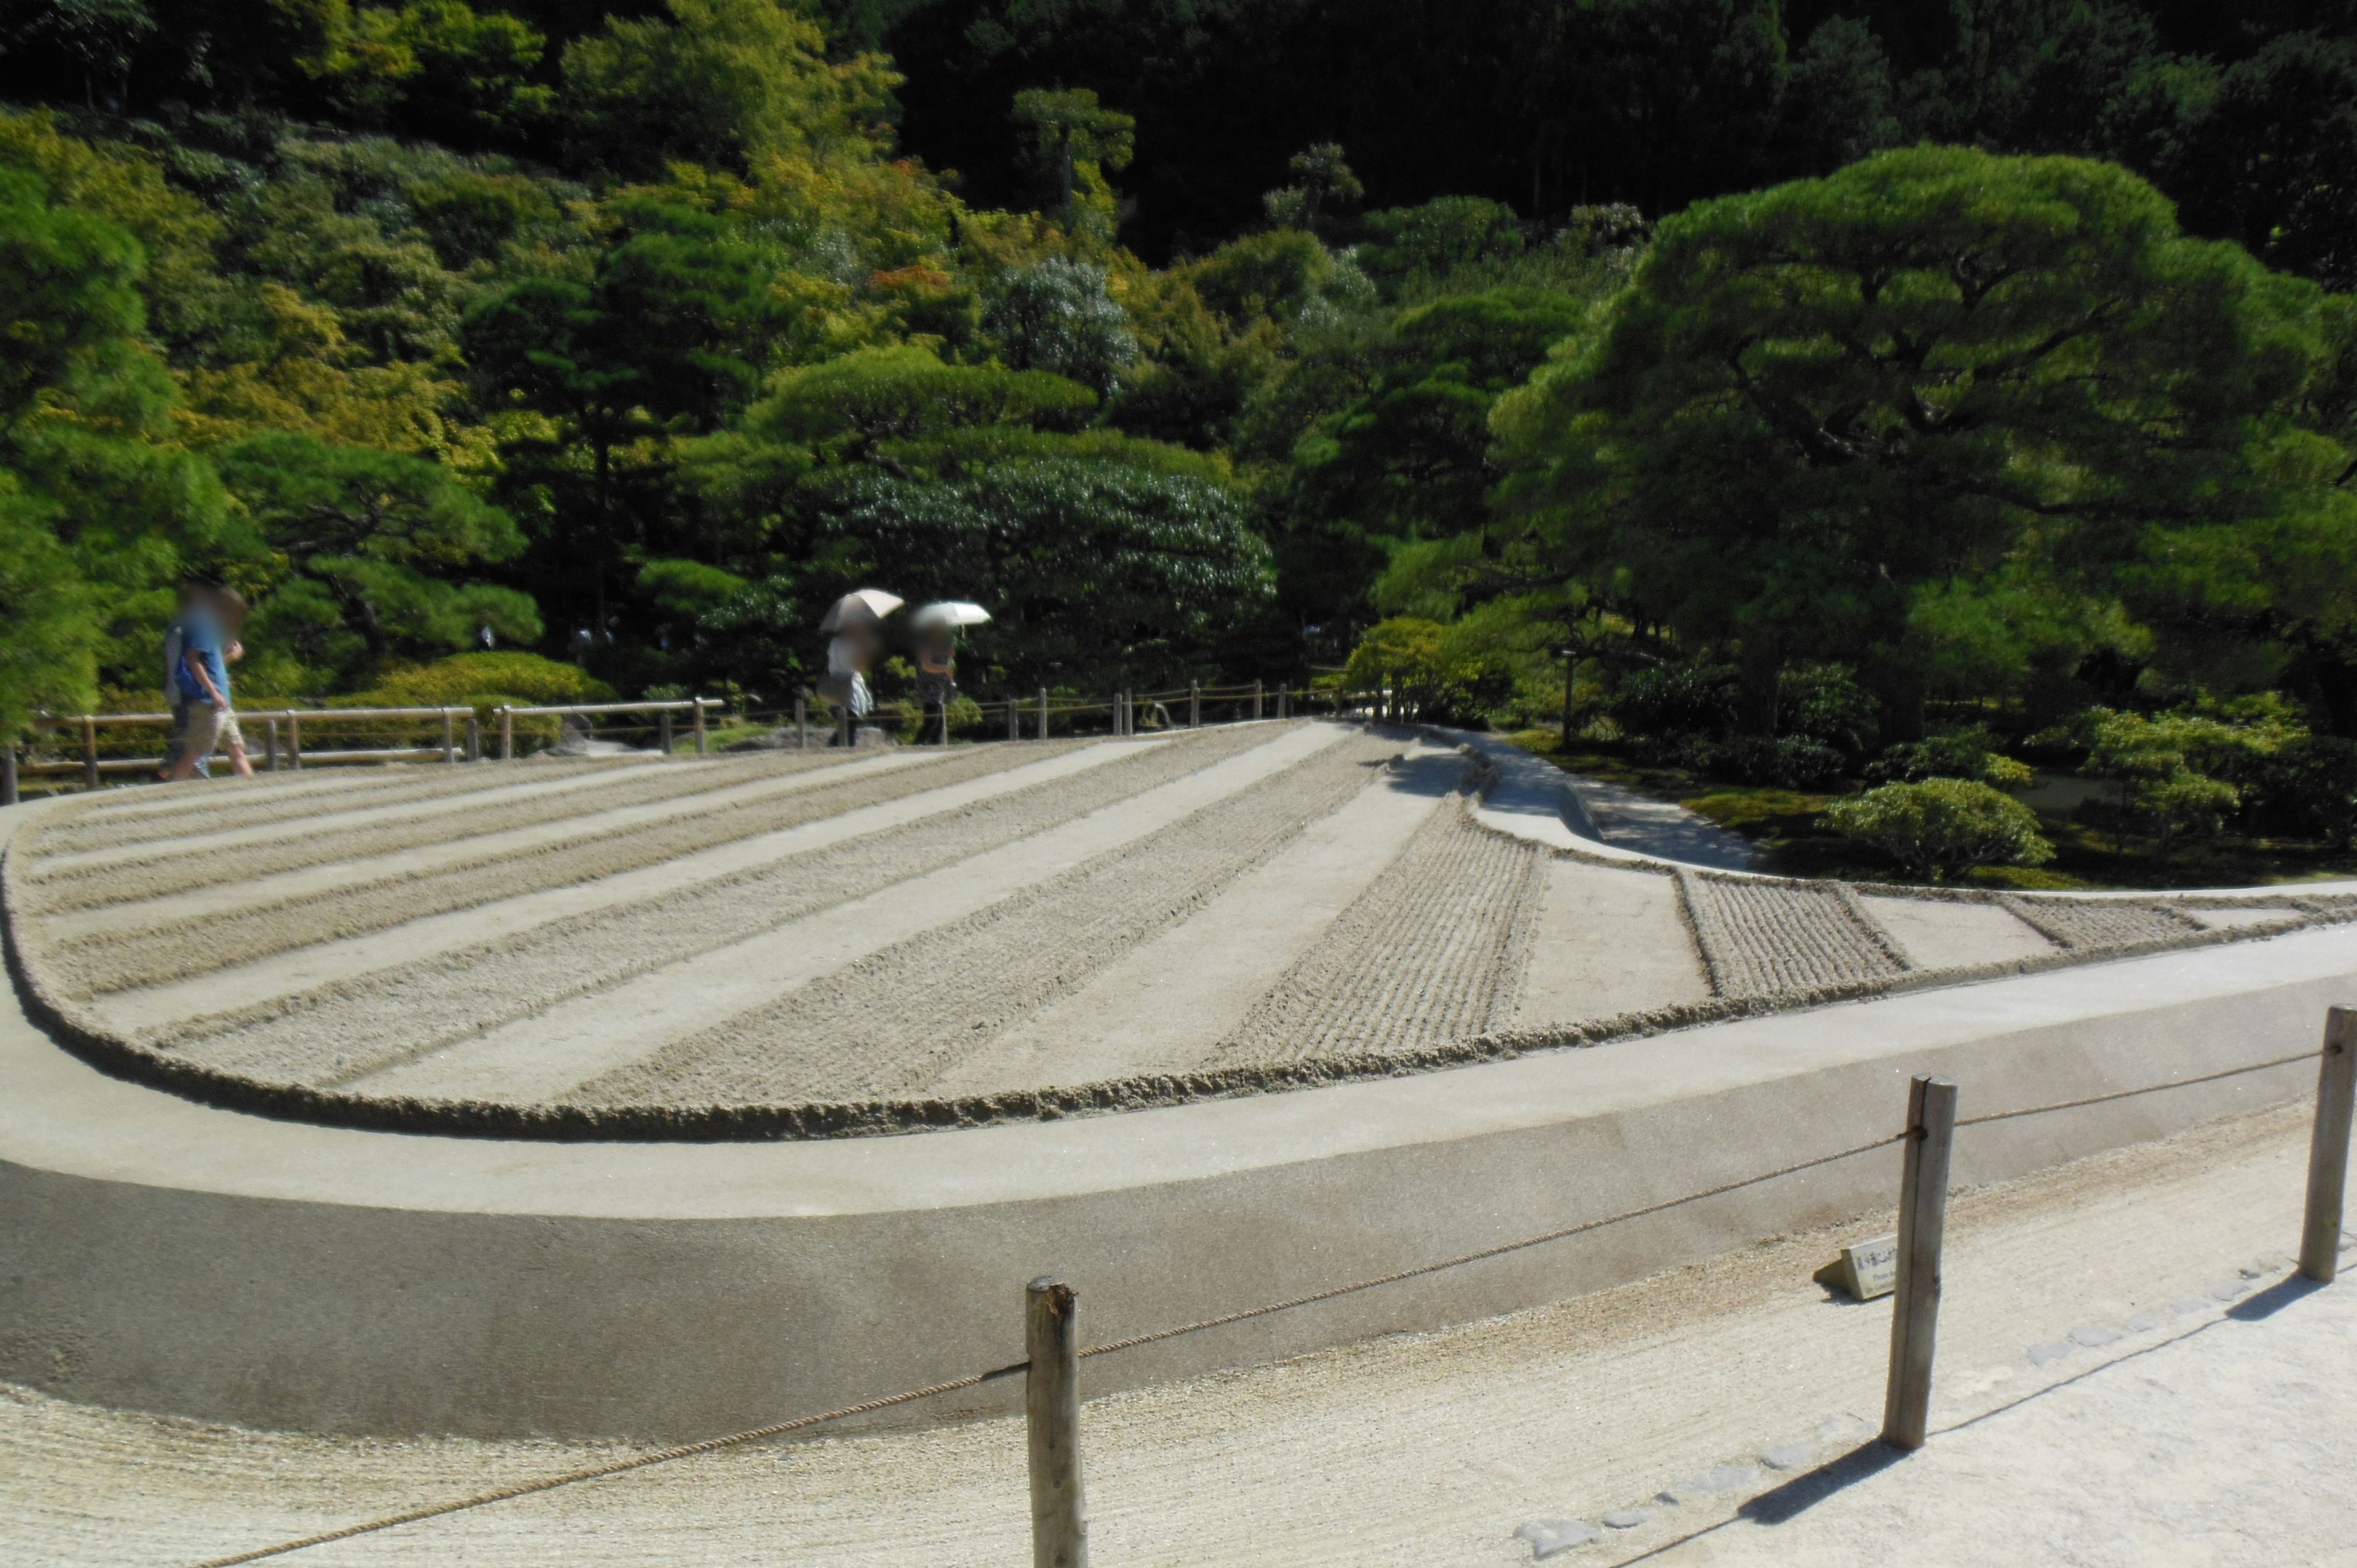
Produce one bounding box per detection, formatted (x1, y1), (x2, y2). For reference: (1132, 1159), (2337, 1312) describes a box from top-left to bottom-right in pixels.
(1760, 1443), (1815, 1471)
(2069, 1325), (2121, 1348)
(2027, 1340), (2074, 1366)
(1602, 1510), (1649, 1529)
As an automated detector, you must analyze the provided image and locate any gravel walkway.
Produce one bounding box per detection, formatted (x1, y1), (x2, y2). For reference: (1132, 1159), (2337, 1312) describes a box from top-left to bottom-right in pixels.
(5, 1106), (2339, 1567)
(566, 732), (1406, 1103)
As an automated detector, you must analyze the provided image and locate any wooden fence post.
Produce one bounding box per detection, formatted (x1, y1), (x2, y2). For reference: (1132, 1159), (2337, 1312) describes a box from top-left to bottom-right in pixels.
(693, 698), (709, 756)
(797, 692), (809, 751)
(1007, 696), (1020, 741)
(1253, 679), (1264, 720)
(1190, 681), (1201, 728)
(659, 709), (674, 755)
(1883, 1073), (1958, 1451)
(441, 708), (457, 765)
(290, 711), (304, 770)
(465, 713), (480, 763)
(1278, 682), (1290, 719)
(1038, 687), (1050, 741)
(497, 707), (512, 763)
(82, 716), (99, 792)
(2, 741), (16, 807)
(1026, 1277), (1088, 1568)
(2302, 1006), (2357, 1284)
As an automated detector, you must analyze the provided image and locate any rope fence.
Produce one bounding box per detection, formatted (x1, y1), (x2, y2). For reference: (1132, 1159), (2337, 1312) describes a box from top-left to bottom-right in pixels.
(180, 1022), (2352, 1568)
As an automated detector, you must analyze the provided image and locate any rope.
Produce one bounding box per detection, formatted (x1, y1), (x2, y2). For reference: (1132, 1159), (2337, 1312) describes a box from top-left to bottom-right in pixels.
(1076, 1134), (1904, 1360)
(1953, 1049), (2321, 1128)
(184, 1361), (1026, 1567)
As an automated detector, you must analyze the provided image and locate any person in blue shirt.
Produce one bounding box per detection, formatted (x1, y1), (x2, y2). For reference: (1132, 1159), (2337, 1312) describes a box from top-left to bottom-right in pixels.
(156, 581), (212, 781)
(164, 589), (243, 782)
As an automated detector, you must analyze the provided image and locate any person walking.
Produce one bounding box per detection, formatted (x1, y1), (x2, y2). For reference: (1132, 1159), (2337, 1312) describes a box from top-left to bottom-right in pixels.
(157, 581), (210, 781)
(164, 587), (247, 782)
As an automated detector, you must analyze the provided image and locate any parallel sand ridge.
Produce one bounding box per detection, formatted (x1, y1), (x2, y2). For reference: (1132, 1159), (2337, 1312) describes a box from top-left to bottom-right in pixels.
(4, 720), (2349, 1138)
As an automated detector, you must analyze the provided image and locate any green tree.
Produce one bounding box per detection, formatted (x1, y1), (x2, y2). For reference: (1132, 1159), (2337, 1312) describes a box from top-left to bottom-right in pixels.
(216, 431), (538, 687)
(1493, 147), (2331, 741)
(1008, 86), (1133, 236)
(818, 458), (1271, 687)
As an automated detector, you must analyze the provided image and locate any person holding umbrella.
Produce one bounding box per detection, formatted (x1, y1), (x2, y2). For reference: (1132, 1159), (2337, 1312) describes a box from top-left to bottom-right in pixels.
(818, 588), (902, 745)
(910, 601), (991, 746)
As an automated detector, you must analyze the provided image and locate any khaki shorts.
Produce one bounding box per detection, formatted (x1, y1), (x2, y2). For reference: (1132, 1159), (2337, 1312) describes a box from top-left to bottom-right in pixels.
(217, 709), (244, 751)
(179, 703), (228, 761)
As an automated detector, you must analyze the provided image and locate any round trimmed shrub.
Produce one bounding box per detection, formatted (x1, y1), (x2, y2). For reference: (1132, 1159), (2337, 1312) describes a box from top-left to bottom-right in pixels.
(1821, 778), (2055, 880)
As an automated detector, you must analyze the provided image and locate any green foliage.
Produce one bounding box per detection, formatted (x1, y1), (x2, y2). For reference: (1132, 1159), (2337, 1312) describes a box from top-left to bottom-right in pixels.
(561, 0), (892, 180)
(359, 650), (614, 712)
(1822, 779), (2056, 879)
(1494, 147), (2341, 737)
(215, 431), (537, 687)
(818, 458), (1271, 687)
(2076, 704), (2296, 858)
(983, 258), (1136, 395)
(1008, 86), (1132, 238)
(1356, 197), (1526, 295)
(1865, 728), (2036, 789)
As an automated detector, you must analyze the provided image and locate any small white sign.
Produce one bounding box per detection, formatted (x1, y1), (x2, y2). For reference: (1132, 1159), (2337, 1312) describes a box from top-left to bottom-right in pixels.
(1815, 1234), (1898, 1300)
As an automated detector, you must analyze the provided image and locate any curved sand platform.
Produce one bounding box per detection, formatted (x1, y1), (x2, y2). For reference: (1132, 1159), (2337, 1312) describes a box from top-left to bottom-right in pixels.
(5, 719), (2346, 1137)
(2, 720), (2354, 1446)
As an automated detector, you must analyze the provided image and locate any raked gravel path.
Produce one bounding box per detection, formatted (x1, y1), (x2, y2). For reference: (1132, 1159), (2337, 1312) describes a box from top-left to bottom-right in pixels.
(4, 1103), (2345, 1567)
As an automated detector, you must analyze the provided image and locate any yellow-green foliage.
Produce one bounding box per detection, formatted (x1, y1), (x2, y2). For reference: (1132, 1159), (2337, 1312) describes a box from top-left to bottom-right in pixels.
(352, 652), (614, 713)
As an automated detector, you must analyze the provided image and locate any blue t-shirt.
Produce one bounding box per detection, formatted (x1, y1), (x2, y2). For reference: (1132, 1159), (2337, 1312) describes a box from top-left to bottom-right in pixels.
(176, 611), (230, 705)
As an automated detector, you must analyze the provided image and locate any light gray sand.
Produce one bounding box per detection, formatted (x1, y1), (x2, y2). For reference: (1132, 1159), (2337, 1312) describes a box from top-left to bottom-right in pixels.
(567, 728), (1401, 1103)
(4, 1105), (2338, 1567)
(92, 741), (1139, 1035)
(29, 747), (1055, 997)
(1511, 859), (1712, 1029)
(319, 728), (1290, 1097)
(1681, 873), (1906, 998)
(2003, 897), (2202, 950)
(1856, 894), (2057, 968)
(931, 742), (1465, 1091)
(1210, 786), (1543, 1065)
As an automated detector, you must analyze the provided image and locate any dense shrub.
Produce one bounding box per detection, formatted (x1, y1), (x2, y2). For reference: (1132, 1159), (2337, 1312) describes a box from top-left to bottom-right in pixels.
(352, 652), (615, 714)
(1821, 779), (2055, 879)
(1864, 727), (2035, 787)
(1610, 665), (1734, 738)
(1778, 663), (1875, 755)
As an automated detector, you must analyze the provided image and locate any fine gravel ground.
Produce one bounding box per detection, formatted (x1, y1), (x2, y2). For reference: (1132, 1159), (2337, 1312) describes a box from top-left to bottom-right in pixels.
(1679, 872), (1907, 998)
(1856, 894), (2057, 970)
(4, 1106), (2342, 1567)
(566, 730), (1406, 1103)
(2003, 897), (2204, 951)
(1511, 860), (1711, 1029)
(23, 760), (633, 853)
(18, 751), (845, 899)
(928, 741), (1467, 1092)
(175, 728), (1280, 1090)
(1209, 791), (1544, 1066)
(22, 747), (1047, 998)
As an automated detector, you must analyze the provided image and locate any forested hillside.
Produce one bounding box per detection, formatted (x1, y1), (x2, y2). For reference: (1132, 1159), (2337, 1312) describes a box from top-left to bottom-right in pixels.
(10, 0), (2357, 877)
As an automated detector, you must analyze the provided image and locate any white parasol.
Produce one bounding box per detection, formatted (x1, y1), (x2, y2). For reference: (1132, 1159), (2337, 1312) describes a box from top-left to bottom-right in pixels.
(819, 588), (904, 632)
(910, 600), (993, 630)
